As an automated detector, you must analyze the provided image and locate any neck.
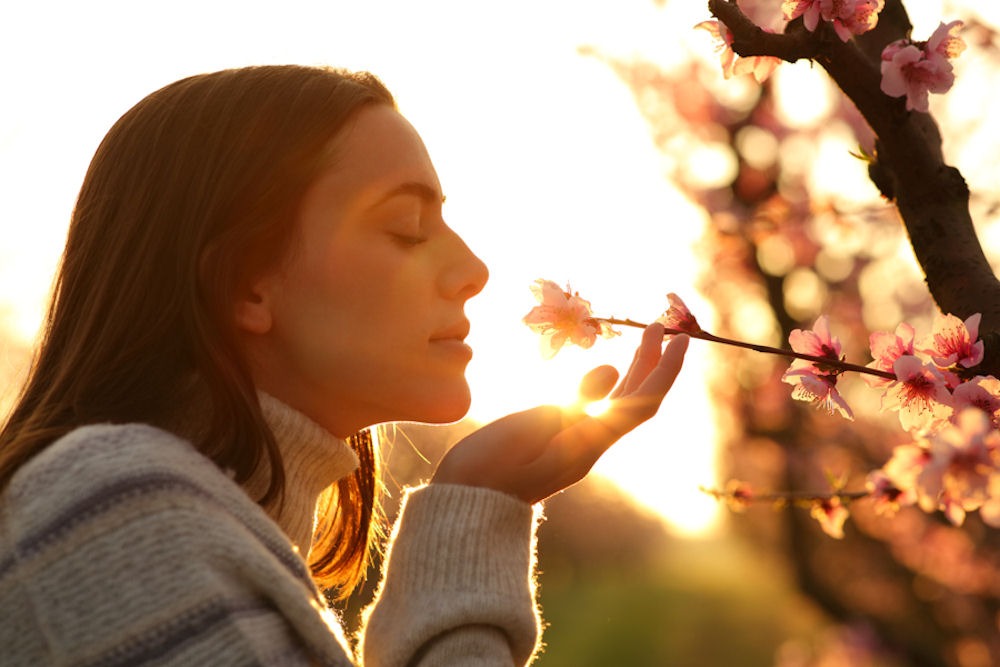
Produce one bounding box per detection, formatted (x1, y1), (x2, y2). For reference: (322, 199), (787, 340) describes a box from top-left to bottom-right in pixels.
(160, 384), (360, 558)
(247, 392), (360, 557)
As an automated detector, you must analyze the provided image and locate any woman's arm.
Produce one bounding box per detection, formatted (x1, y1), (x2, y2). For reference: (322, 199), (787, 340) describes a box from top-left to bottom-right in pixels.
(358, 484), (541, 667)
(359, 325), (688, 666)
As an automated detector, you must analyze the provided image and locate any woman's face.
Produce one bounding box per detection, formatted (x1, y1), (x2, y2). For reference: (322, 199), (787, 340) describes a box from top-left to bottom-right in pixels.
(240, 105), (489, 437)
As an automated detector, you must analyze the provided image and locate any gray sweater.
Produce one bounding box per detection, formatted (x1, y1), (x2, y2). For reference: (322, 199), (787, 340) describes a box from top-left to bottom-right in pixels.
(0, 396), (542, 665)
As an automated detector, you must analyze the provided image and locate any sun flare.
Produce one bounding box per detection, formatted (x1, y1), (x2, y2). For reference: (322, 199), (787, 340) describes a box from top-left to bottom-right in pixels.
(583, 398), (613, 417)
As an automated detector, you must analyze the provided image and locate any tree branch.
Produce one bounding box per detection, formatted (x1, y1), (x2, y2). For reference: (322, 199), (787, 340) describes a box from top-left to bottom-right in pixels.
(707, 0), (1000, 376)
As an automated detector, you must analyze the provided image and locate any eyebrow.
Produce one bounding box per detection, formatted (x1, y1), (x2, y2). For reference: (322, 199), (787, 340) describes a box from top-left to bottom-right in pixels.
(369, 181), (446, 209)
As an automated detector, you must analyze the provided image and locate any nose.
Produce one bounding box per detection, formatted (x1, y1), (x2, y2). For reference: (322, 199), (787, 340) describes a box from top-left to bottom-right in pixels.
(439, 227), (489, 301)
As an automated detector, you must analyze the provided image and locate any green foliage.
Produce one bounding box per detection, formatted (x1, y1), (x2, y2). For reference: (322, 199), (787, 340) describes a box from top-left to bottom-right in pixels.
(536, 537), (829, 666)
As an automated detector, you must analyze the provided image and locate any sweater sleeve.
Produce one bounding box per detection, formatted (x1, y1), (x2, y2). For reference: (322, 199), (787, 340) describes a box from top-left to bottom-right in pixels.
(0, 424), (353, 667)
(358, 484), (543, 667)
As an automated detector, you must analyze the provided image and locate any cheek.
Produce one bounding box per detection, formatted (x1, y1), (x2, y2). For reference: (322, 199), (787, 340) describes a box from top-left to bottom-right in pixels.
(275, 253), (412, 374)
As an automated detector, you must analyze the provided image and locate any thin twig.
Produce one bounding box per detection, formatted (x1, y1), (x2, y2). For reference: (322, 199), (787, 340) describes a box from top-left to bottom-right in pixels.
(700, 485), (872, 506)
(597, 317), (897, 381)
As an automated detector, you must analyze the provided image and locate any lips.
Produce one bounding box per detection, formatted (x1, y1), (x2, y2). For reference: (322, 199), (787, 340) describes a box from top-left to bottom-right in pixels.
(429, 320), (473, 362)
(429, 320), (471, 343)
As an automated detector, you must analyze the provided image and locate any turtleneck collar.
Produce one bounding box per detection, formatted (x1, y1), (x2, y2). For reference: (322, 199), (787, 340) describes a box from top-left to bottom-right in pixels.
(243, 392), (360, 558)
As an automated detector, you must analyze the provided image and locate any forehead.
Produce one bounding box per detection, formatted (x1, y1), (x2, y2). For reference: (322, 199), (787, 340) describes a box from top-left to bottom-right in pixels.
(321, 105), (440, 205)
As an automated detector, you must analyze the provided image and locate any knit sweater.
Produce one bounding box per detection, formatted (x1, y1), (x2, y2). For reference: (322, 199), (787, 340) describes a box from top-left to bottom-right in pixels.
(0, 396), (542, 666)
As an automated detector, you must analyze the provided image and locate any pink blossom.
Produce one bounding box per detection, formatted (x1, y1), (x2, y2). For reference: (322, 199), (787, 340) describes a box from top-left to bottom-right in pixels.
(787, 315), (843, 361)
(782, 316), (854, 420)
(656, 293), (703, 336)
(881, 442), (932, 501)
(883, 355), (953, 433)
(880, 21), (965, 113)
(782, 0), (884, 42)
(920, 312), (983, 369)
(927, 20), (967, 60)
(951, 375), (1000, 426)
(916, 408), (999, 525)
(866, 469), (915, 516)
(864, 322), (914, 387)
(880, 45), (954, 112)
(810, 497), (850, 538)
(696, 20), (781, 83)
(782, 0), (823, 31)
(523, 279), (619, 358)
(784, 372), (855, 420)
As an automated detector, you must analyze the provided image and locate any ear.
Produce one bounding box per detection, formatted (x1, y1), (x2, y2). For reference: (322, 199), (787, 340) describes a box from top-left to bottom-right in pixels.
(233, 277), (275, 335)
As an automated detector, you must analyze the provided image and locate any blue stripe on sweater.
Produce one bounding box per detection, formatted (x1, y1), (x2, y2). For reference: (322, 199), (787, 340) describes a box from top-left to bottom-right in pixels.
(0, 472), (312, 588)
(78, 597), (301, 667)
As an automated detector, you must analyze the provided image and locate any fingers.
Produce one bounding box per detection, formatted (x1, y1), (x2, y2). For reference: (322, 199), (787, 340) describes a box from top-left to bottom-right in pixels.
(541, 334), (689, 482)
(595, 333), (689, 439)
(578, 365), (619, 402)
(620, 333), (689, 421)
(612, 322), (666, 398)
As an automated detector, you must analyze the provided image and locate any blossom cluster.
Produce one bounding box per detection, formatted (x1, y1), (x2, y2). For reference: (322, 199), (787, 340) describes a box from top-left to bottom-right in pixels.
(522, 281), (1000, 536)
(783, 0), (883, 43)
(783, 312), (1000, 532)
(880, 20), (966, 112)
(698, 2), (966, 113)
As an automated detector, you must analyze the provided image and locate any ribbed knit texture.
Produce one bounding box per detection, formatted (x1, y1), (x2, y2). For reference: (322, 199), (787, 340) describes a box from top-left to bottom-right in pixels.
(0, 397), (542, 665)
(360, 484), (544, 666)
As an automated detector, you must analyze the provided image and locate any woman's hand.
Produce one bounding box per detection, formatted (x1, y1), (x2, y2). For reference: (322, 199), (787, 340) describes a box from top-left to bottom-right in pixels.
(431, 323), (689, 504)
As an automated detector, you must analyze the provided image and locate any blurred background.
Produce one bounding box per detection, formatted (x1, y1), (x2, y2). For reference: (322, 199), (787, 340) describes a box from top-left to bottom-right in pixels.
(3, 0), (1000, 664)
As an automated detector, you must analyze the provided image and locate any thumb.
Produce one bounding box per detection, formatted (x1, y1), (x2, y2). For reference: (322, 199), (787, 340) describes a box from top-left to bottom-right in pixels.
(577, 365), (619, 403)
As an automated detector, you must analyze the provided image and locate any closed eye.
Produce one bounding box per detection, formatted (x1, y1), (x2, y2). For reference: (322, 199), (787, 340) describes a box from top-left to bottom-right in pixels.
(391, 233), (428, 247)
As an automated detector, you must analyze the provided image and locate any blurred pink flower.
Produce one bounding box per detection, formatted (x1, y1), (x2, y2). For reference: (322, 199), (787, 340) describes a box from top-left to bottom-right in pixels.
(883, 355), (953, 433)
(920, 312), (983, 369)
(656, 293), (703, 336)
(981, 475), (1000, 528)
(810, 497), (850, 539)
(523, 279), (619, 359)
(696, 20), (780, 83)
(881, 443), (932, 501)
(916, 408), (999, 525)
(951, 375), (1000, 426)
(782, 0), (883, 42)
(864, 322), (914, 387)
(865, 469), (915, 516)
(880, 21), (964, 113)
(782, 316), (854, 420)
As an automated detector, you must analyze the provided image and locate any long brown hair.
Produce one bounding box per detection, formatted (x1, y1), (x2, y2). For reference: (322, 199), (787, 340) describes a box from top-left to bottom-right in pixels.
(0, 65), (393, 596)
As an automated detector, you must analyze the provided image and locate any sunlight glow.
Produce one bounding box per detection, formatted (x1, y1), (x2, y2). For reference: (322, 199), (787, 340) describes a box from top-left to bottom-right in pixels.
(772, 61), (836, 128)
(583, 398), (612, 418)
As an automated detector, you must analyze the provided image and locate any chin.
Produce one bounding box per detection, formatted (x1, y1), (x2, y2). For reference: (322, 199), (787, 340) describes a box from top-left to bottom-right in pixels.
(410, 386), (472, 424)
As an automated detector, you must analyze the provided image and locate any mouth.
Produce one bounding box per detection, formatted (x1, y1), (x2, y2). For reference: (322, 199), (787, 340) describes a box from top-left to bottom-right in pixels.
(429, 320), (471, 343)
(429, 321), (473, 361)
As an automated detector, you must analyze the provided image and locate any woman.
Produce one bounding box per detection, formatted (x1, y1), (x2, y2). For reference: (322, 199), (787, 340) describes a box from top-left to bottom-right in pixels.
(0, 65), (688, 665)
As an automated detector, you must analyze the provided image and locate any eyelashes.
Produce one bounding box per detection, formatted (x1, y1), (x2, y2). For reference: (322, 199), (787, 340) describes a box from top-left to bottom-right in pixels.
(390, 233), (429, 247)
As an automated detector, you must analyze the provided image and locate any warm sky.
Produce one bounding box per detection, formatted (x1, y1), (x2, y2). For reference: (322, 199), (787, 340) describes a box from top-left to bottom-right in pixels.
(9, 0), (980, 534)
